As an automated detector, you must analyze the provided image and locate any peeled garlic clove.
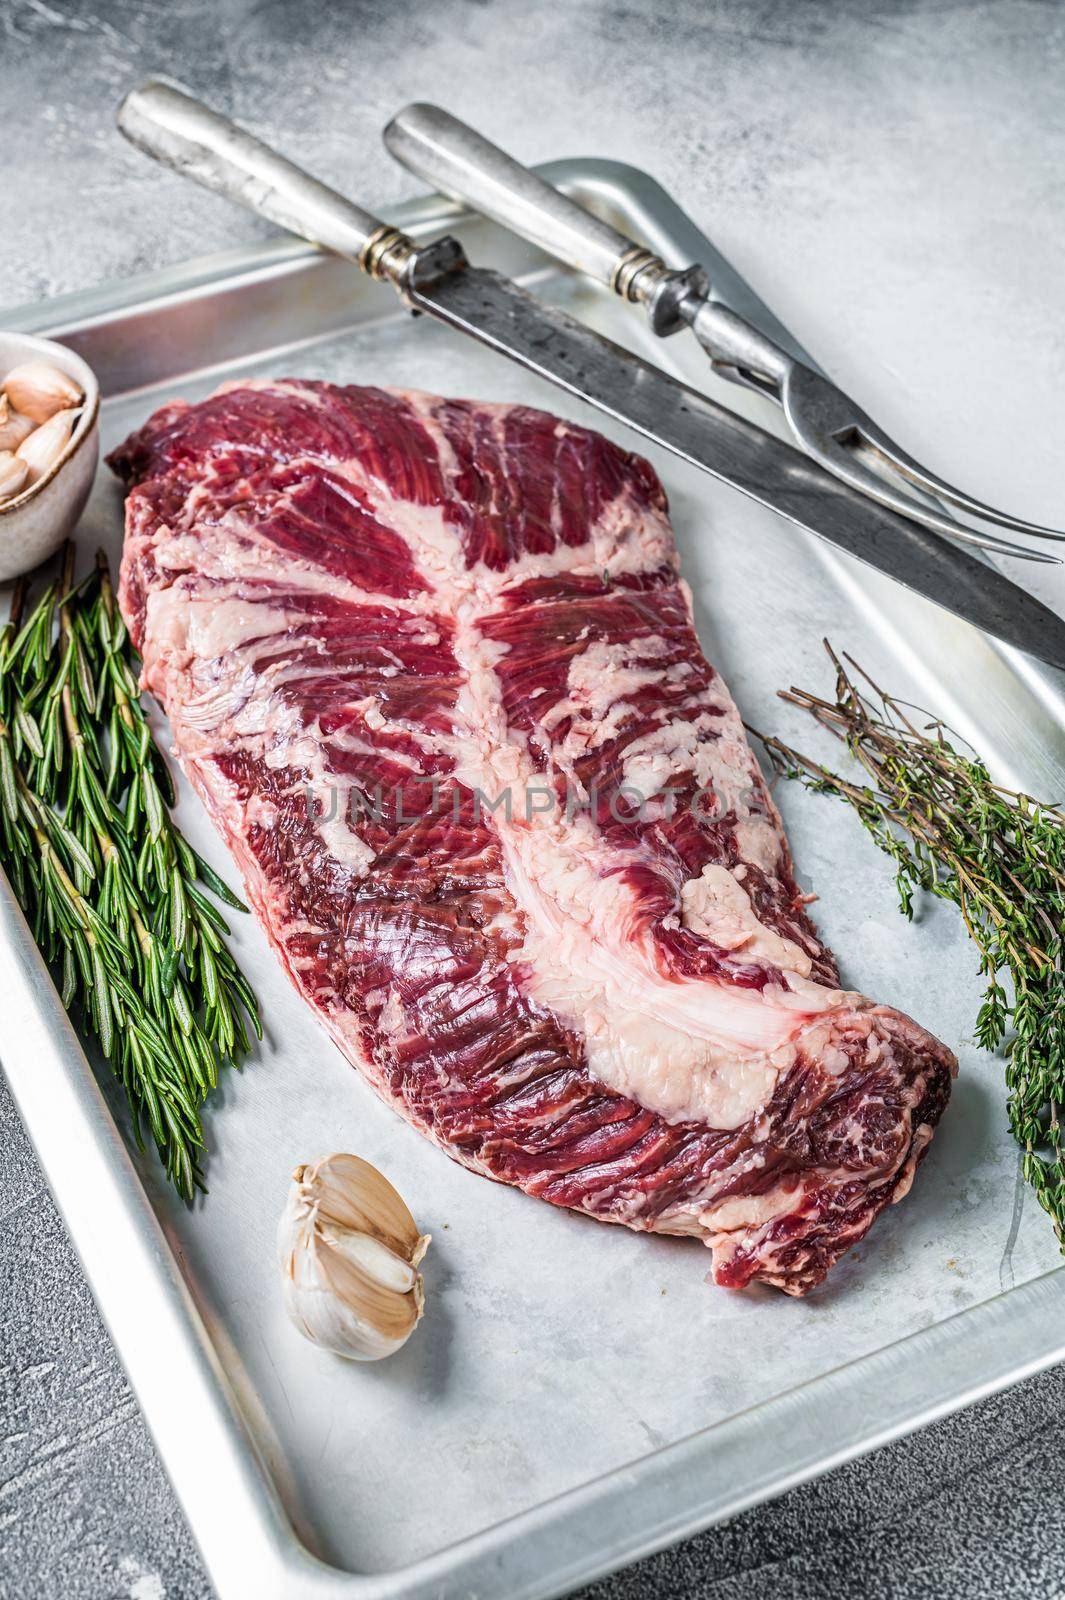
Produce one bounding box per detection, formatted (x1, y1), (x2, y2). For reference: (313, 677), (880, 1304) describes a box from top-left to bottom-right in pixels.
(0, 451), (29, 502)
(15, 407), (80, 486)
(277, 1152), (430, 1362)
(0, 396), (35, 454)
(2, 360), (83, 425)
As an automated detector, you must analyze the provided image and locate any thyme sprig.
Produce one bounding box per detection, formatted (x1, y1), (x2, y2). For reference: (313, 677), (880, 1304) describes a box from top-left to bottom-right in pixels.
(755, 642), (1065, 1248)
(0, 545), (260, 1199)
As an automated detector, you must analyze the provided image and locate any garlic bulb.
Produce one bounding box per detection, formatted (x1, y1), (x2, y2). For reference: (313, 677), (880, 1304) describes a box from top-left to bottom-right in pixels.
(277, 1152), (430, 1361)
(15, 406), (79, 486)
(0, 396), (35, 454)
(0, 451), (29, 502)
(2, 360), (83, 425)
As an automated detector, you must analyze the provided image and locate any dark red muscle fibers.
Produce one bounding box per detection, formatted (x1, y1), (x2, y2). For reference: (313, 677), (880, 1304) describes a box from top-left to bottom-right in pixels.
(110, 380), (955, 1295)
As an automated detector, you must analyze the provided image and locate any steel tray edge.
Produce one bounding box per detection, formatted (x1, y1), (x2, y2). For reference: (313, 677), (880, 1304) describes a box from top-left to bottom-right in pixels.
(2, 158), (1064, 1600)
(5, 873), (1065, 1600)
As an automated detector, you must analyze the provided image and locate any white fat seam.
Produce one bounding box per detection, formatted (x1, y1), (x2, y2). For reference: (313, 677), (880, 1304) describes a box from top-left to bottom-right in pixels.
(699, 1183), (803, 1233)
(411, 554), (856, 1132)
(334, 391), (856, 1128)
(680, 864), (813, 975)
(498, 815), (851, 1129)
(145, 564), (376, 880)
(539, 636), (677, 754)
(399, 388), (677, 595)
(153, 512), (441, 622)
(152, 380), (860, 1132)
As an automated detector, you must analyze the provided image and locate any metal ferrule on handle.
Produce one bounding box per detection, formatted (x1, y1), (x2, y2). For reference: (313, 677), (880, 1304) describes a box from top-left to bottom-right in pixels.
(383, 102), (697, 320)
(118, 84), (1063, 565)
(118, 81), (417, 286)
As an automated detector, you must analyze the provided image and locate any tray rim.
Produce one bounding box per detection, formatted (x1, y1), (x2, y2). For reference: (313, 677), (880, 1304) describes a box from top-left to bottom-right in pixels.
(2, 156), (1063, 1600)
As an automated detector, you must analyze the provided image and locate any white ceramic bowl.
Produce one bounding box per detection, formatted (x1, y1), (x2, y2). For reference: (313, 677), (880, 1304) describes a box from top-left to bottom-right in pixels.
(0, 331), (100, 582)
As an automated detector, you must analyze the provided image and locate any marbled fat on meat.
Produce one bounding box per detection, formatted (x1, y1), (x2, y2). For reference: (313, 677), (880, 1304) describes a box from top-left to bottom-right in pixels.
(110, 380), (955, 1295)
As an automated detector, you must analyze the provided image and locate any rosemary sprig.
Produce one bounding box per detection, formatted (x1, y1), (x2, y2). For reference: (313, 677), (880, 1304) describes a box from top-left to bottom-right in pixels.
(756, 642), (1065, 1248)
(0, 545), (260, 1200)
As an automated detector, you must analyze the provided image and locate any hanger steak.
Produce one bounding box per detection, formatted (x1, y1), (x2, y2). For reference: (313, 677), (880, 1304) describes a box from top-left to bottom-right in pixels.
(110, 379), (954, 1294)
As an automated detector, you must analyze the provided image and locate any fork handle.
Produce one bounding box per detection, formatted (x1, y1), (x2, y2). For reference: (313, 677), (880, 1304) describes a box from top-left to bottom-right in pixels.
(385, 102), (672, 302)
(119, 81), (416, 283)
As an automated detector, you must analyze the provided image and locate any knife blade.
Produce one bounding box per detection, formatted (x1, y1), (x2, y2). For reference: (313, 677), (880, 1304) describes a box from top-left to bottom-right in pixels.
(384, 102), (1064, 558)
(406, 260), (1065, 669)
(116, 81), (1065, 671)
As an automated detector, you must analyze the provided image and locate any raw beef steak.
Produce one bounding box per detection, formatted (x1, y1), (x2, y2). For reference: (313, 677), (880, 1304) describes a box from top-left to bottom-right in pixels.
(111, 380), (955, 1295)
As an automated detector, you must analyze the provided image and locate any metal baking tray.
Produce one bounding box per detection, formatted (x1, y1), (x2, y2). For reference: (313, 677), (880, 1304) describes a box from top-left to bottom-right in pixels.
(2, 160), (1064, 1600)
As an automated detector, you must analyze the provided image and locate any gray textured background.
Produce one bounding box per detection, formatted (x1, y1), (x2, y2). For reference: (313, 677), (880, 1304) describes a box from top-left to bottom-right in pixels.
(3, 0), (1065, 1596)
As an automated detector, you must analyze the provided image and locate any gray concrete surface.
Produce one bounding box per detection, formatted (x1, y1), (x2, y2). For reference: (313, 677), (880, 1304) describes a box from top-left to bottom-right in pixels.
(3, 0), (1065, 1595)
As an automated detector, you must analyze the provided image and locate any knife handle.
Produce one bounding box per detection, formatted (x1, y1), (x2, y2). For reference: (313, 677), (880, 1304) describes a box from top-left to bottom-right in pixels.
(385, 102), (696, 317)
(118, 81), (416, 284)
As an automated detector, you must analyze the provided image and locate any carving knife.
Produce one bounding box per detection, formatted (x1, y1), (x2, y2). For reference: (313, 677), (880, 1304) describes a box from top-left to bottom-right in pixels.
(383, 103), (1064, 560)
(116, 82), (1065, 672)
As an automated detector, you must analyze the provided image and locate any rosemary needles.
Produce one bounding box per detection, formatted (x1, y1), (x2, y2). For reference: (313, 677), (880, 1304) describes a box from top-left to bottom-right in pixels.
(758, 643), (1065, 1249)
(0, 544), (260, 1200)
